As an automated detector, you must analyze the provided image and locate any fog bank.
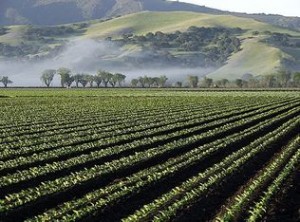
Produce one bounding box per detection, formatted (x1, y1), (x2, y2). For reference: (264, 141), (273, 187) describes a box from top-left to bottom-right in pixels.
(0, 39), (215, 86)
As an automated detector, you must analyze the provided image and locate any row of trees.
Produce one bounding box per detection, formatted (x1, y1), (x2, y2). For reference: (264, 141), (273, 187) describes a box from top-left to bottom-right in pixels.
(41, 68), (127, 88)
(2, 69), (300, 88)
(41, 68), (169, 88)
(0, 76), (13, 88)
(130, 76), (168, 88)
(186, 71), (300, 88)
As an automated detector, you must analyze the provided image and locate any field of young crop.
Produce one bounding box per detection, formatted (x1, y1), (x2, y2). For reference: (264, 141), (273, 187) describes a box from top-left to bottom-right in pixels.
(0, 89), (299, 222)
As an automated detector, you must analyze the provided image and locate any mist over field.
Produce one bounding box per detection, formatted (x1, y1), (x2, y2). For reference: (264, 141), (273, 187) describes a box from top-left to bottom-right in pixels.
(0, 39), (213, 86)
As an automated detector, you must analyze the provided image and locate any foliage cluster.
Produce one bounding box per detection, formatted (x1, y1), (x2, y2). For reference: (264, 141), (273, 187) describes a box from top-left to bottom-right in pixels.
(0, 76), (13, 87)
(191, 71), (300, 88)
(114, 26), (242, 67)
(53, 68), (126, 88)
(0, 27), (8, 36)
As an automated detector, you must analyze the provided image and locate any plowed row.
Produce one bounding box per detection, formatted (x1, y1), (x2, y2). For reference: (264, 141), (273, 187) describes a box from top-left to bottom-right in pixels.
(0, 90), (299, 222)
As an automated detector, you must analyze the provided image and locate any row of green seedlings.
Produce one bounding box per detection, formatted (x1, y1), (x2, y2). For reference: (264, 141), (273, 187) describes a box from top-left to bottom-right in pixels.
(0, 103), (225, 170)
(0, 101), (220, 154)
(23, 104), (300, 221)
(0, 98), (198, 137)
(0, 95), (290, 141)
(215, 136), (300, 221)
(0, 98), (296, 159)
(0, 100), (275, 189)
(247, 146), (300, 221)
(122, 117), (300, 222)
(0, 101), (246, 164)
(0, 95), (174, 129)
(0, 103), (298, 217)
(0, 102), (218, 148)
(0, 99), (292, 178)
(1, 95), (288, 137)
(0, 94), (287, 132)
(1, 102), (295, 194)
(0, 98), (202, 135)
(0, 94), (213, 127)
(0, 99), (273, 170)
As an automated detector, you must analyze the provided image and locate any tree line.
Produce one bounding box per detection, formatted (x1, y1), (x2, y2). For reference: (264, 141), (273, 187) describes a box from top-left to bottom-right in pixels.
(41, 68), (127, 88)
(130, 76), (168, 88)
(1, 68), (300, 88)
(186, 71), (300, 88)
(41, 68), (169, 88)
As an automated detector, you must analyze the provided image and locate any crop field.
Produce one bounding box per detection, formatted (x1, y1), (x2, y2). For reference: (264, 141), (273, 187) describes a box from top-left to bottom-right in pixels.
(0, 89), (299, 222)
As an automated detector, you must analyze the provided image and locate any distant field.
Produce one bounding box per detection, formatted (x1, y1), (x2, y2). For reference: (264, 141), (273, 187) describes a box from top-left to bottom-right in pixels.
(0, 89), (299, 222)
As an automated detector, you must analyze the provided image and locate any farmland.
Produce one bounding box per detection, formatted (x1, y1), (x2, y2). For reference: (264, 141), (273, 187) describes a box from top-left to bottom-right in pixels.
(0, 89), (299, 222)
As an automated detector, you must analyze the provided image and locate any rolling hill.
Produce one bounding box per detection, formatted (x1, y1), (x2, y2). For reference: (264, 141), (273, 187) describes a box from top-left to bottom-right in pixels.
(83, 11), (299, 38)
(0, 0), (300, 32)
(1, 11), (300, 81)
(0, 0), (220, 26)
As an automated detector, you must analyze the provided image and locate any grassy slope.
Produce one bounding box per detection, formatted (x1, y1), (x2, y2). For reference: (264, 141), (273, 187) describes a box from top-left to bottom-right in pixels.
(0, 26), (29, 45)
(84, 11), (299, 38)
(207, 38), (289, 80)
(83, 12), (300, 79)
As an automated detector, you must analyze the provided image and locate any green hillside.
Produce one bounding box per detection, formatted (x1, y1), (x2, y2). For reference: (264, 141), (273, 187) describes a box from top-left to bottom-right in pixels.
(0, 26), (29, 45)
(84, 11), (299, 38)
(84, 12), (300, 79)
(1, 11), (300, 79)
(207, 38), (290, 80)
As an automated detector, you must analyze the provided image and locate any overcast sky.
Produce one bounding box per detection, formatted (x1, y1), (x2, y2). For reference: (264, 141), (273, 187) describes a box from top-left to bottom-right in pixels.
(172, 0), (300, 17)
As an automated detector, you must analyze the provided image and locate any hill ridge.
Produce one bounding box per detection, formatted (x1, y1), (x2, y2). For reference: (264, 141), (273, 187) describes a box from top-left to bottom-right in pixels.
(0, 0), (299, 32)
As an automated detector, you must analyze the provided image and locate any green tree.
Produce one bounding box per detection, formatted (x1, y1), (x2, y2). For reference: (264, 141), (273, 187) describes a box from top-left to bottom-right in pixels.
(202, 77), (213, 88)
(138, 76), (147, 88)
(94, 75), (102, 88)
(143, 76), (152, 88)
(109, 74), (118, 87)
(57, 67), (72, 87)
(0, 76), (13, 88)
(158, 75), (168, 87)
(277, 68), (291, 87)
(248, 78), (259, 88)
(73, 74), (83, 88)
(235, 79), (243, 88)
(147, 77), (158, 88)
(187, 75), (198, 88)
(175, 81), (182, 88)
(66, 76), (74, 88)
(114, 73), (126, 87)
(97, 70), (112, 88)
(221, 79), (229, 88)
(85, 75), (94, 87)
(41, 69), (56, 87)
(261, 75), (277, 88)
(79, 75), (88, 87)
(293, 72), (300, 87)
(152, 77), (160, 87)
(131, 79), (139, 87)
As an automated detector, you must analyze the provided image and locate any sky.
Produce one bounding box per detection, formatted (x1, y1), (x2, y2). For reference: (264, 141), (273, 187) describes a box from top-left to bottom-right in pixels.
(173, 0), (300, 17)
